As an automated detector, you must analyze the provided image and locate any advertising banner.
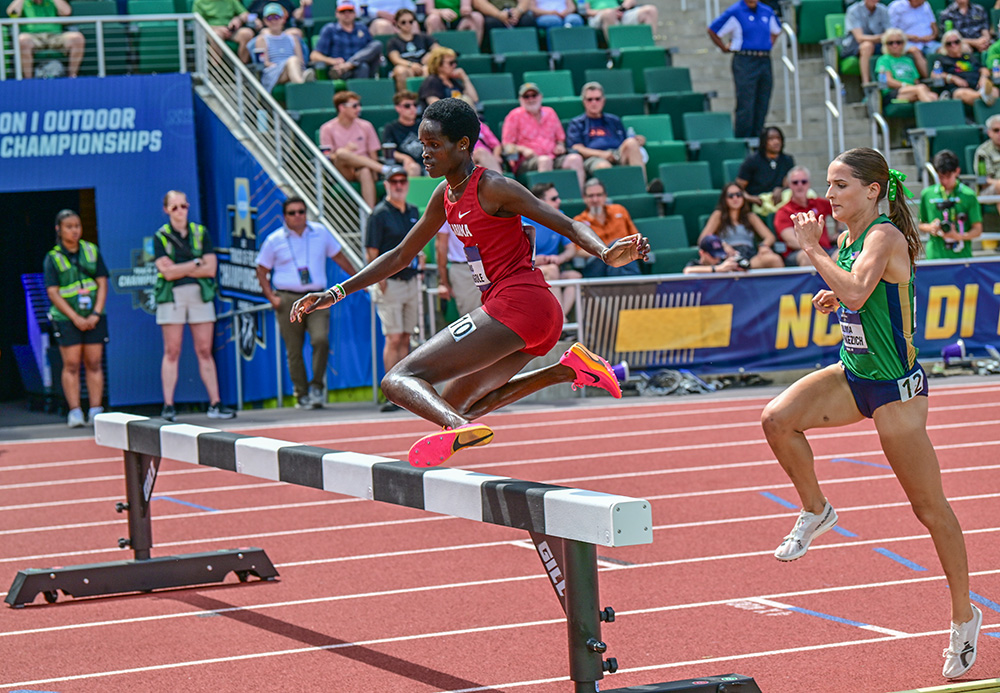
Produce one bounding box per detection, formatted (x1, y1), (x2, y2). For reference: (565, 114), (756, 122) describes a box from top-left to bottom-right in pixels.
(581, 259), (1000, 374)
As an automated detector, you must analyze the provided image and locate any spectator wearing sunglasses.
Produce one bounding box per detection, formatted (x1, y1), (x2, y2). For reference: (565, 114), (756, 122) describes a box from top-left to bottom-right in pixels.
(310, 1), (384, 79)
(773, 166), (840, 267)
(418, 46), (479, 108)
(386, 9), (437, 91)
(874, 29), (937, 104)
(320, 90), (396, 208)
(699, 182), (783, 269)
(939, 0), (990, 53)
(566, 82), (645, 178)
(382, 91), (425, 176)
(363, 0), (417, 34)
(936, 29), (996, 106)
(254, 3), (314, 93)
(973, 114), (1000, 214)
(502, 82), (586, 191)
(255, 196), (358, 409)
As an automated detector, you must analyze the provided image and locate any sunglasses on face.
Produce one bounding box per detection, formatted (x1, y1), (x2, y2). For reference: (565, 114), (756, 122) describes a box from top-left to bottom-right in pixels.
(397, 18), (414, 24)
(886, 39), (904, 45)
(991, 128), (1000, 133)
(790, 179), (809, 185)
(285, 208), (307, 215)
(584, 96), (603, 102)
(345, 102), (361, 108)
(727, 192), (743, 199)
(398, 102), (417, 108)
(944, 39), (961, 46)
(168, 203), (189, 211)
(389, 178), (408, 185)
(521, 92), (539, 99)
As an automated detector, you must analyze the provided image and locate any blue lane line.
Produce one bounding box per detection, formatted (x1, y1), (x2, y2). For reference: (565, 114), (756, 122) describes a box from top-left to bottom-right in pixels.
(971, 591), (1000, 614)
(783, 605), (875, 630)
(153, 496), (218, 512)
(831, 457), (892, 470)
(872, 548), (927, 571)
(832, 526), (858, 537)
(987, 633), (1000, 639)
(760, 492), (858, 536)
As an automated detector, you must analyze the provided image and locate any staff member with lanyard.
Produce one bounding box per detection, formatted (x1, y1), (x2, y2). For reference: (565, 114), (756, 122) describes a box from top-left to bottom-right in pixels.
(708, 0), (781, 139)
(255, 197), (357, 409)
(44, 209), (109, 428)
(154, 190), (235, 422)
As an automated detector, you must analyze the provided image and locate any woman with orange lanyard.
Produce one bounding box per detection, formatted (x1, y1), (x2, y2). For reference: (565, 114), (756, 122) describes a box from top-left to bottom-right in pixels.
(761, 148), (980, 679)
(292, 98), (648, 466)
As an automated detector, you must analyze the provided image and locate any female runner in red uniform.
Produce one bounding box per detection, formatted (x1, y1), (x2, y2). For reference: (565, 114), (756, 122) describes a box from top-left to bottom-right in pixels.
(291, 98), (649, 466)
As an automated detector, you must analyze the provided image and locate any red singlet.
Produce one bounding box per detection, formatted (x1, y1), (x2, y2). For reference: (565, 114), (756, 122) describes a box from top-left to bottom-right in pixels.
(442, 167), (562, 355)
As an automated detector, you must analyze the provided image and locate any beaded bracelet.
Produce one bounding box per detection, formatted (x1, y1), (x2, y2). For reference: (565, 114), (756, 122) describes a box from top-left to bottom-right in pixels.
(326, 283), (346, 303)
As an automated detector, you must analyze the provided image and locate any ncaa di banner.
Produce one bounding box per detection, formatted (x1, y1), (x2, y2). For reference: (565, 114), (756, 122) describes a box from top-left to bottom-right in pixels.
(580, 258), (1000, 374)
(0, 74), (201, 406)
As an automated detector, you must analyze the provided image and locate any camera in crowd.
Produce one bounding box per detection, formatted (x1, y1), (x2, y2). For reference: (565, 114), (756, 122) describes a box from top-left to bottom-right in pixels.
(934, 198), (957, 232)
(731, 253), (752, 270)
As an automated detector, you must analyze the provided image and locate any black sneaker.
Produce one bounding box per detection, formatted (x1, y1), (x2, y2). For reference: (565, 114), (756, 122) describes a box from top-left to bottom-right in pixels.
(161, 404), (176, 422)
(207, 402), (236, 419)
(379, 401), (401, 412)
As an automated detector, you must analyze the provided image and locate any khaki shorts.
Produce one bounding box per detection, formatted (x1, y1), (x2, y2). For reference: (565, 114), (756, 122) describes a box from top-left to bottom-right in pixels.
(372, 276), (420, 335)
(156, 283), (217, 325)
(27, 32), (68, 50)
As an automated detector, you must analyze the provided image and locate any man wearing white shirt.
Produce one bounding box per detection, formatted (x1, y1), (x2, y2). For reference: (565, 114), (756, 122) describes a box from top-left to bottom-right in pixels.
(256, 197), (357, 408)
(888, 0), (940, 52)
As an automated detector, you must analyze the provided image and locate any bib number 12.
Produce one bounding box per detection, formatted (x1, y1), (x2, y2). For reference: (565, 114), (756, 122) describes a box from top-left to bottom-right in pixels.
(897, 369), (924, 403)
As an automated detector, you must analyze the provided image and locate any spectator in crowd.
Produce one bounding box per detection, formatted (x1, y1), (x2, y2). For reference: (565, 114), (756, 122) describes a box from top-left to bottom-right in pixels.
(362, 0), (417, 35)
(985, 18), (1000, 67)
(937, 29), (996, 106)
(255, 4), (314, 93)
(708, 0), (781, 139)
(939, 0), (990, 52)
(773, 166), (839, 266)
(473, 0), (536, 38)
(43, 210), (108, 427)
(873, 29), (937, 104)
(473, 116), (504, 172)
(154, 191), (235, 422)
(255, 197), (357, 409)
(525, 183), (583, 317)
(244, 0), (309, 63)
(418, 46), (480, 107)
(580, 0), (657, 41)
(574, 178), (642, 276)
(320, 90), (395, 208)
(382, 91), (425, 177)
(424, 0), (485, 44)
(736, 125), (795, 213)
(365, 167), (424, 411)
(193, 0), (255, 62)
(918, 149), (982, 260)
(566, 82), (646, 177)
(385, 9), (437, 91)
(310, 1), (384, 79)
(888, 0), (940, 53)
(683, 233), (745, 274)
(435, 221), (482, 316)
(699, 182), (784, 268)
(8, 0), (84, 79)
(973, 114), (1000, 214)
(840, 0), (892, 84)
(531, 0), (584, 36)
(502, 82), (586, 190)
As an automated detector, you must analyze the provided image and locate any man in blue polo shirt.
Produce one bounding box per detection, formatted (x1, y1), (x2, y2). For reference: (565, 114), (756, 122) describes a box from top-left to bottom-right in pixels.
(708, 0), (781, 138)
(565, 81), (646, 177)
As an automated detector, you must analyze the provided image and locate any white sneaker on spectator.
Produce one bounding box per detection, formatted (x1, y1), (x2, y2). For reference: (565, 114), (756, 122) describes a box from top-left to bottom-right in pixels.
(943, 605), (982, 679)
(86, 406), (104, 425)
(774, 501), (838, 561)
(67, 408), (85, 428)
(309, 385), (325, 409)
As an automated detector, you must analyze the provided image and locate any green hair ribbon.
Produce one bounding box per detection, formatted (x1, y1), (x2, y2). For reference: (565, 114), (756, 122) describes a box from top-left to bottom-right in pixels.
(886, 168), (914, 201)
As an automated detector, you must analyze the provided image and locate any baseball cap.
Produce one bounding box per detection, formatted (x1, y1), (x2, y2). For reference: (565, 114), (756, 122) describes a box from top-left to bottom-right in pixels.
(699, 234), (727, 260)
(262, 2), (284, 17)
(385, 165), (407, 181)
(337, 1), (356, 11)
(518, 82), (541, 98)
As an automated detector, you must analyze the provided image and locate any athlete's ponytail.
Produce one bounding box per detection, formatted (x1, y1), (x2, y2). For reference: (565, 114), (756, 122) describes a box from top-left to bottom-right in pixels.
(835, 148), (921, 265)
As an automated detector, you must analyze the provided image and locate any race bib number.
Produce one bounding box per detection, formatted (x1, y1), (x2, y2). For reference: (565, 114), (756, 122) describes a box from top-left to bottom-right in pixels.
(448, 313), (477, 342)
(838, 309), (869, 354)
(897, 369), (924, 403)
(463, 245), (491, 292)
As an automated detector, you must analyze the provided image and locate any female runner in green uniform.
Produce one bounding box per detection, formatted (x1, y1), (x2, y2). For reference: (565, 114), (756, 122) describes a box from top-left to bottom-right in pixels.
(761, 147), (980, 679)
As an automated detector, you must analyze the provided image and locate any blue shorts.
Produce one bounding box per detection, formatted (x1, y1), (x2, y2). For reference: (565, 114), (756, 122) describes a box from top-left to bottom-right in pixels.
(843, 361), (928, 419)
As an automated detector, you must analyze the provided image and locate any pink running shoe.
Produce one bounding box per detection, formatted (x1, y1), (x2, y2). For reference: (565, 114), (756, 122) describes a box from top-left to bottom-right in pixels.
(408, 423), (495, 467)
(559, 343), (622, 398)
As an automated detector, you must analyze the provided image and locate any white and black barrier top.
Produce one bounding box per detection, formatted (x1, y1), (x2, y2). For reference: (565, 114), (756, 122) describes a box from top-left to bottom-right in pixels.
(94, 414), (653, 548)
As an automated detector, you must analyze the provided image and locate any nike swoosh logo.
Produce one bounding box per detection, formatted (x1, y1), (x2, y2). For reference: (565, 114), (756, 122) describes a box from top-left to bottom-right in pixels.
(584, 371), (600, 384)
(458, 210), (471, 218)
(453, 433), (492, 452)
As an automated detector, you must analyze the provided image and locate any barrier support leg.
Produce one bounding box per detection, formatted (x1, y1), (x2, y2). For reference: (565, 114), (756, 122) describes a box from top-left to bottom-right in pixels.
(563, 539), (611, 693)
(4, 452), (278, 608)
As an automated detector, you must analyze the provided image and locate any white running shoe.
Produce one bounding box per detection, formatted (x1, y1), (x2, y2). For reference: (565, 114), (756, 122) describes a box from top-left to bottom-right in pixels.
(774, 501), (838, 561)
(943, 605), (982, 679)
(67, 408), (85, 428)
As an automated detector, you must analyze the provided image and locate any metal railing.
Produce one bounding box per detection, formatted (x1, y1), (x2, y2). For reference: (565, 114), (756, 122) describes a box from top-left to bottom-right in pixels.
(778, 21), (803, 140)
(823, 64), (845, 162)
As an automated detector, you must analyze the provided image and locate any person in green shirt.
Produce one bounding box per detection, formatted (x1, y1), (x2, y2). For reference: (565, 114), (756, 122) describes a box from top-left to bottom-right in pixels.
(6, 0), (85, 78)
(918, 148), (982, 259)
(580, 0), (657, 40)
(424, 0), (484, 44)
(873, 28), (937, 104)
(192, 0), (255, 62)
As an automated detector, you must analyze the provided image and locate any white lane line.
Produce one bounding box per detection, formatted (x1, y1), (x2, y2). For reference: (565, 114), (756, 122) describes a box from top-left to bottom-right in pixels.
(0, 481), (286, 513)
(746, 597), (910, 636)
(0, 467), (211, 491)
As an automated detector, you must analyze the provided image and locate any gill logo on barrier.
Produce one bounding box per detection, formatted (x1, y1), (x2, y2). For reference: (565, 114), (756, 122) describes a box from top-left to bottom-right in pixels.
(143, 460), (157, 503)
(536, 540), (566, 597)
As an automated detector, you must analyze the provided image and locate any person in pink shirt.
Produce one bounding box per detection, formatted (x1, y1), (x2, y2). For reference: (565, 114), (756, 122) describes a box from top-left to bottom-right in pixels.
(502, 82), (585, 190)
(319, 90), (394, 208)
(772, 165), (840, 266)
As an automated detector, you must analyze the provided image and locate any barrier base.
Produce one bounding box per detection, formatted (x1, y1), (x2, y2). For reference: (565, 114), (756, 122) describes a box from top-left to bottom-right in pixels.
(604, 673), (761, 692)
(4, 548), (278, 607)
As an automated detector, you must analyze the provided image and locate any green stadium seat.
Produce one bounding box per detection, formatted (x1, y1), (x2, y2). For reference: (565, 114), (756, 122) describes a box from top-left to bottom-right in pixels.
(929, 126), (984, 159)
(796, 0), (844, 44)
(346, 78), (395, 106)
(824, 13), (860, 78)
(622, 114), (675, 143)
(406, 176), (443, 214)
(635, 216), (689, 250)
(649, 92), (708, 140)
(696, 139), (750, 188)
(722, 158), (744, 186)
(973, 99), (1000, 123)
(650, 247), (699, 275)
(405, 76), (423, 93)
(613, 194), (659, 218)
(501, 53), (553, 89)
(658, 161), (713, 192)
(914, 100), (966, 128)
(285, 82), (338, 111)
(584, 68), (636, 94)
(362, 105), (399, 134)
(549, 26), (600, 52)
(525, 169), (583, 201)
(490, 27), (542, 53)
(593, 165), (646, 197)
(682, 112), (734, 141)
(643, 142), (688, 181)
(607, 24), (669, 90)
(70, 1), (118, 14)
(524, 69), (575, 98)
(298, 110), (335, 143)
(432, 30), (480, 55)
(643, 66), (693, 94)
(603, 94), (647, 116)
(471, 73), (516, 102)
(606, 24), (656, 50)
(670, 191), (722, 245)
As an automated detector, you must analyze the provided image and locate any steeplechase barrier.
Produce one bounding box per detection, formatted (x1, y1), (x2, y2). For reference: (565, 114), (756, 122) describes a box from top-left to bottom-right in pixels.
(7, 413), (661, 691)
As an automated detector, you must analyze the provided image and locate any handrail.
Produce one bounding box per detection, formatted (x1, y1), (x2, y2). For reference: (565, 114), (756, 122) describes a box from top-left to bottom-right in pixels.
(703, 0), (721, 30)
(871, 112), (891, 169)
(779, 21), (803, 140)
(823, 64), (845, 161)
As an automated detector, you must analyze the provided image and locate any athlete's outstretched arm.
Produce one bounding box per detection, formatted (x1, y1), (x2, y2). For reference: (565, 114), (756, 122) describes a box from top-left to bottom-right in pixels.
(291, 183), (448, 320)
(479, 171), (649, 266)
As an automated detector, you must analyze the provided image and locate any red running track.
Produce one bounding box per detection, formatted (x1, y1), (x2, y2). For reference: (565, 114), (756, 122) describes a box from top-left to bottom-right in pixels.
(1, 383), (999, 692)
